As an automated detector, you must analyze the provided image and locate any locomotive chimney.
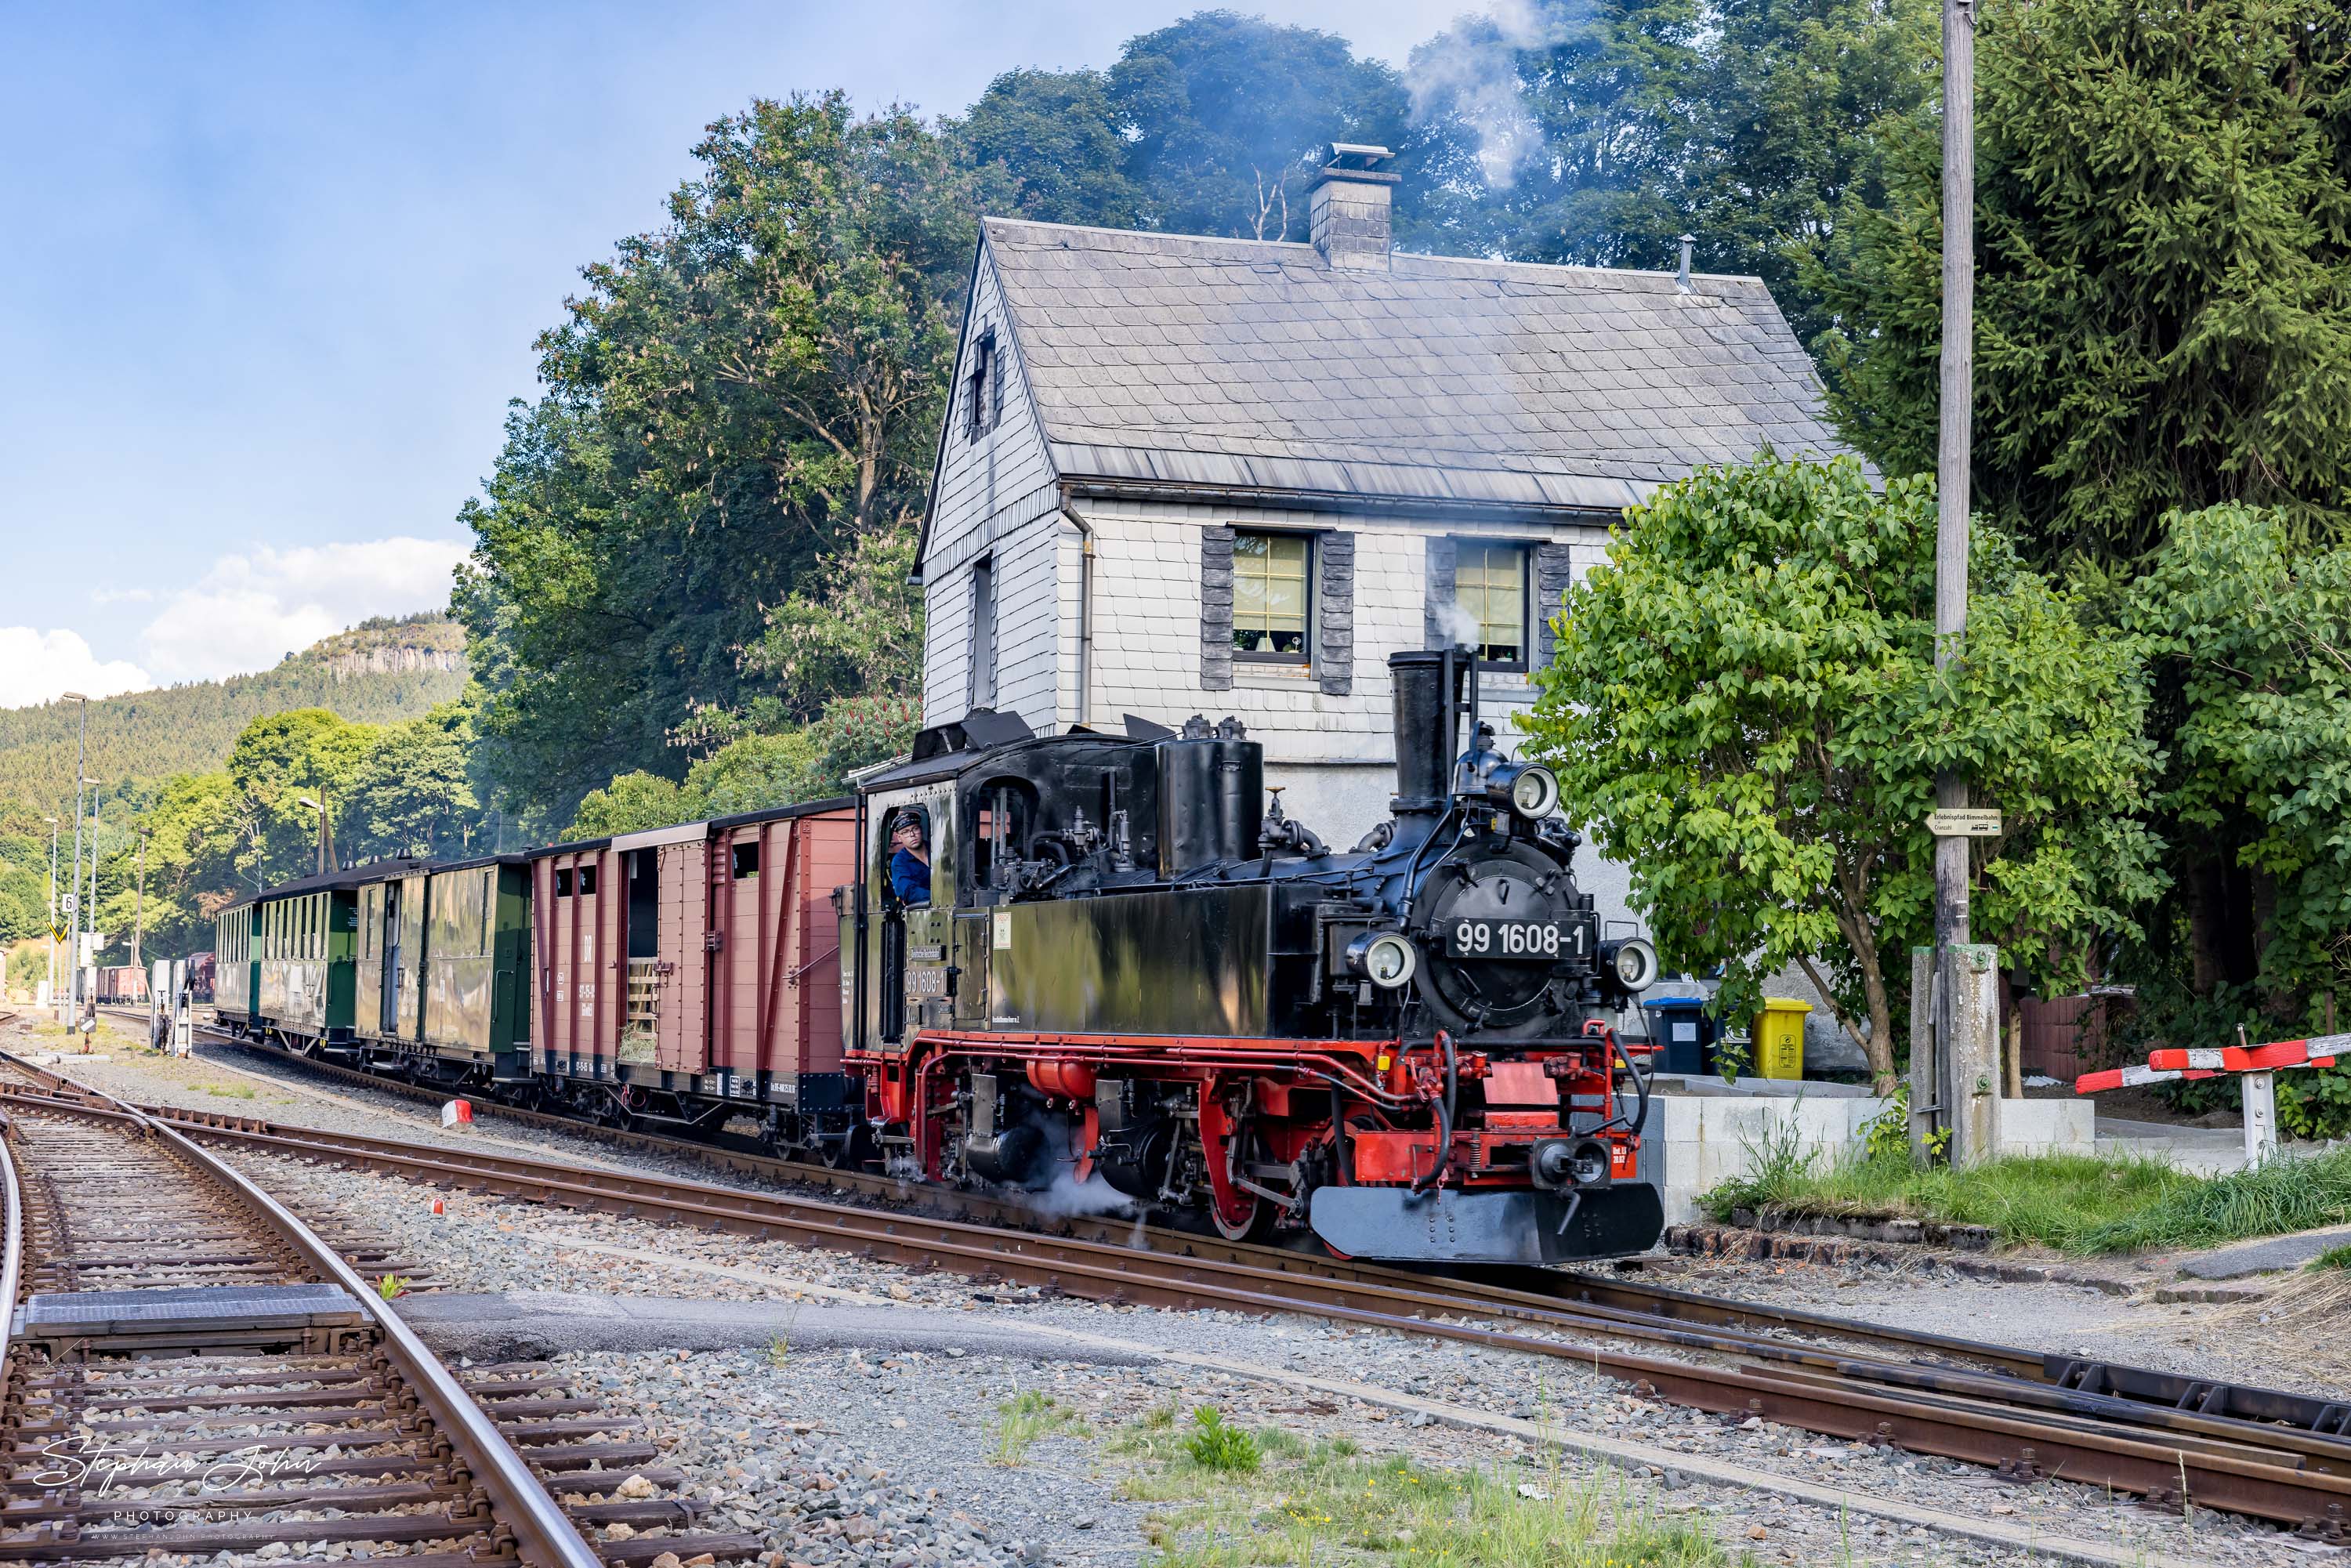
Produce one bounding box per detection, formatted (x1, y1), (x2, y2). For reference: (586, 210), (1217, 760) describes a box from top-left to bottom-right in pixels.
(1388, 650), (1462, 831)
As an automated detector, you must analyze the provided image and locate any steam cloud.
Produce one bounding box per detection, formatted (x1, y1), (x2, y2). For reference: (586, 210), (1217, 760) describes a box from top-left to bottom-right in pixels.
(1433, 599), (1485, 649)
(1407, 1), (1589, 189)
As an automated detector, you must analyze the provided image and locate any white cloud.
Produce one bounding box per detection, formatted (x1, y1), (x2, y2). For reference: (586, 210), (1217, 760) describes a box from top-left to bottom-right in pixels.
(0, 628), (151, 708)
(136, 537), (469, 683)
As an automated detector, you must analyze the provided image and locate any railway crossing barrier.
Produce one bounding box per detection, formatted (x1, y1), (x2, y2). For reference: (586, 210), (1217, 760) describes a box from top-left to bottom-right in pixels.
(2075, 1031), (2351, 1164)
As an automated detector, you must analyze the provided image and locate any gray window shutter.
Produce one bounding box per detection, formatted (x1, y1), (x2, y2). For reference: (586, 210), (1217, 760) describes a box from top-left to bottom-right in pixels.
(1534, 543), (1575, 668)
(1200, 526), (1235, 691)
(988, 335), (1005, 433)
(1423, 536), (1458, 649)
(1317, 531), (1354, 695)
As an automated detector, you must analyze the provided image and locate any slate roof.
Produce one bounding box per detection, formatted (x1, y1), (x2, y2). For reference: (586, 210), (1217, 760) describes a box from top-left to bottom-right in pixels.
(980, 216), (1847, 515)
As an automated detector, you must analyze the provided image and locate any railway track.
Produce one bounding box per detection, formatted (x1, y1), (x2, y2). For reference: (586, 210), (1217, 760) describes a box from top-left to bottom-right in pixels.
(38, 1028), (2351, 1537)
(0, 1028), (760, 1567)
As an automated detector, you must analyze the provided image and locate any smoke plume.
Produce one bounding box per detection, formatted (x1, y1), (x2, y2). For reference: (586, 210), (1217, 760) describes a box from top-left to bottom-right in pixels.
(1407, 1), (1588, 190)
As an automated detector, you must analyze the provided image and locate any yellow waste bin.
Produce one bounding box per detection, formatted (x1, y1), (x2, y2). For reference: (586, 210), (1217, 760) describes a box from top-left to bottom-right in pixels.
(1755, 998), (1812, 1080)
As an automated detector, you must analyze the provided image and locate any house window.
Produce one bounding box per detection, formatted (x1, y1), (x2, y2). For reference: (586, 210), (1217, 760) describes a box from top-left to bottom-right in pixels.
(1455, 542), (1531, 670)
(964, 329), (998, 441)
(970, 555), (997, 705)
(1232, 531), (1312, 663)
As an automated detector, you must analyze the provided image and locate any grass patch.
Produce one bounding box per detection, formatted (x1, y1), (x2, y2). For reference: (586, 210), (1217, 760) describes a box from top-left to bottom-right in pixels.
(1702, 1127), (2351, 1255)
(1121, 1414), (1735, 1567)
(205, 1082), (259, 1099)
(2308, 1244), (2351, 1272)
(991, 1389), (1086, 1466)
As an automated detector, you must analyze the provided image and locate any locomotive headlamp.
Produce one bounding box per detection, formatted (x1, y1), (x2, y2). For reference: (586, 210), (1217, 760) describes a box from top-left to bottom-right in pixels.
(1346, 930), (1419, 989)
(1598, 936), (1659, 992)
(1483, 762), (1560, 820)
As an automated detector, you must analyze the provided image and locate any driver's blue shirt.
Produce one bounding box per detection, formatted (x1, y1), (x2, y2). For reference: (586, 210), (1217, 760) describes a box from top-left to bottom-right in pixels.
(889, 848), (931, 906)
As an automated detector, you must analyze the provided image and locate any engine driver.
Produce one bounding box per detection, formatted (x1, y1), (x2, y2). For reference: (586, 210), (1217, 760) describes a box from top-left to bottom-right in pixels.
(889, 812), (931, 906)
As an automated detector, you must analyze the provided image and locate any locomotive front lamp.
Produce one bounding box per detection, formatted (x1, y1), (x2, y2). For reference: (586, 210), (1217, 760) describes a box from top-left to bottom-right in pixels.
(1599, 936), (1659, 992)
(1347, 930), (1418, 989)
(1483, 762), (1560, 820)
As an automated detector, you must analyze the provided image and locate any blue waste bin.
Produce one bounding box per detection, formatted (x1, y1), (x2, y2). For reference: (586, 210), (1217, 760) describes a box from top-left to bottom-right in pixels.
(1641, 996), (1716, 1076)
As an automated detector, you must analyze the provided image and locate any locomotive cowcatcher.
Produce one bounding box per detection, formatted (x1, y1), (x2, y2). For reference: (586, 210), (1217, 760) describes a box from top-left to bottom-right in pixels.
(838, 648), (1664, 1264)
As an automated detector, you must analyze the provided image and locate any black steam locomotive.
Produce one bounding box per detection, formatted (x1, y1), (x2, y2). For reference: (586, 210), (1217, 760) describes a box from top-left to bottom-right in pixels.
(842, 648), (1664, 1263)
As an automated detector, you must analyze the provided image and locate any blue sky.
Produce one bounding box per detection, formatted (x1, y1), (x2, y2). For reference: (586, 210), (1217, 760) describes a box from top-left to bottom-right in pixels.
(0, 0), (1453, 704)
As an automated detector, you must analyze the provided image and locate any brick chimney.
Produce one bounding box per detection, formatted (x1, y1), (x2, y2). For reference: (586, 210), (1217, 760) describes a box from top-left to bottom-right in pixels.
(1310, 143), (1397, 272)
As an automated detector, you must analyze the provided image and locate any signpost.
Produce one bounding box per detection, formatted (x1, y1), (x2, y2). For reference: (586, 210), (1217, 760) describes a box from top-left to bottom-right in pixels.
(1927, 809), (2001, 838)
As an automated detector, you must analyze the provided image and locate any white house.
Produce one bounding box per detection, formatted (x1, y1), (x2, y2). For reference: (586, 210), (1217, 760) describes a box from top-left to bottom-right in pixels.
(914, 144), (1846, 938)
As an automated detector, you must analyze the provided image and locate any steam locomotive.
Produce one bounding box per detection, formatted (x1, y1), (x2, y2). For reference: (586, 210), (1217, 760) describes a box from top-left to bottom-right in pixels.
(842, 649), (1663, 1263)
(212, 648), (1663, 1266)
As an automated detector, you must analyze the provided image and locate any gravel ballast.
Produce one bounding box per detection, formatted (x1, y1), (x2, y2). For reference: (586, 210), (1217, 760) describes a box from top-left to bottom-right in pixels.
(15, 1023), (2342, 1566)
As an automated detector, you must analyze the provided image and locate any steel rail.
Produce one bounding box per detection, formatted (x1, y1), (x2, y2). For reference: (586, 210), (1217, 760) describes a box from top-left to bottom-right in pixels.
(0, 1049), (603, 1568)
(137, 1027), (2344, 1425)
(0, 1015), (24, 1443)
(44, 1080), (2351, 1529)
(150, 1024), (2069, 1373)
(125, 1024), (2351, 1471)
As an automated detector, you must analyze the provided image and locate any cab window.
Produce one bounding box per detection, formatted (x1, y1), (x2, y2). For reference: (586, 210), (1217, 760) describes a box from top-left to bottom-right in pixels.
(885, 807), (933, 908)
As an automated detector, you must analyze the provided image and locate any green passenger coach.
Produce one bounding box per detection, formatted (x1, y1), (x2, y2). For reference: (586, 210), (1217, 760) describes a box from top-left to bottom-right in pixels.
(233, 867), (364, 1046)
(212, 899), (260, 1030)
(353, 856), (534, 1078)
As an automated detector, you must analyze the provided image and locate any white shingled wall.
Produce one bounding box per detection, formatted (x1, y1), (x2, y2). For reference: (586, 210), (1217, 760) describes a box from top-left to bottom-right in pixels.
(1066, 497), (1636, 933)
(921, 246), (1063, 722)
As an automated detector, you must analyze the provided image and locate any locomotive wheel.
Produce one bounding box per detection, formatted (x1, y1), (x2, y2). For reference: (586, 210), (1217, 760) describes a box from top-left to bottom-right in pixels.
(1210, 1191), (1274, 1244)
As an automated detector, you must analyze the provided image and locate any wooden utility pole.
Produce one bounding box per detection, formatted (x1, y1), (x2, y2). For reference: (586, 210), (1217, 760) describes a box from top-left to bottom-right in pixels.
(1917, 0), (2001, 1165)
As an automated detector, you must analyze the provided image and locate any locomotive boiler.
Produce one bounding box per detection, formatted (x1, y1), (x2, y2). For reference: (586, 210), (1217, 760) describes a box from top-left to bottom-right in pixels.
(841, 649), (1665, 1264)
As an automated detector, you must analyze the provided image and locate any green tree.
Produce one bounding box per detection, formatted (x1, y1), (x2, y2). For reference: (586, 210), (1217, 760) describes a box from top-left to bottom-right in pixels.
(1414, 0), (1937, 342)
(2127, 506), (2351, 1012)
(345, 708), (482, 860)
(955, 67), (1143, 227)
(1525, 457), (2164, 1088)
(224, 709), (373, 889)
(1815, 0), (2351, 559)
(955, 13), (1480, 244)
(458, 93), (990, 824)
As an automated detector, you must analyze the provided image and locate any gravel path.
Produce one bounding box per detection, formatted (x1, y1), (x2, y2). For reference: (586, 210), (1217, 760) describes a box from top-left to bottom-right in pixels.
(19, 1023), (2338, 1567)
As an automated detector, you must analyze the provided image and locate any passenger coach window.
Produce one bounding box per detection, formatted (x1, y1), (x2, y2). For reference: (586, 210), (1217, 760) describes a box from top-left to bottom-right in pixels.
(578, 867), (597, 896)
(554, 869), (573, 896)
(732, 842), (759, 879)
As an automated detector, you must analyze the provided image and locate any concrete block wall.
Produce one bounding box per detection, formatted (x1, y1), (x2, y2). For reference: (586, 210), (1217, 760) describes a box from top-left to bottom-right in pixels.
(1634, 1092), (2098, 1227)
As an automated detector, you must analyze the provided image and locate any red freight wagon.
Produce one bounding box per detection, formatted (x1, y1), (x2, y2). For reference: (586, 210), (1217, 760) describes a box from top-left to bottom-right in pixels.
(527, 798), (858, 1156)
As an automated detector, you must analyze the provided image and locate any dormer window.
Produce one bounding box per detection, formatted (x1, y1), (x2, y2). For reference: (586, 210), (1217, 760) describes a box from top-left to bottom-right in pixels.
(965, 328), (1000, 441)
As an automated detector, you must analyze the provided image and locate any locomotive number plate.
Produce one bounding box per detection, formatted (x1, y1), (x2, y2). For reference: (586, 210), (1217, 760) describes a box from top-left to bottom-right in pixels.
(1445, 919), (1588, 961)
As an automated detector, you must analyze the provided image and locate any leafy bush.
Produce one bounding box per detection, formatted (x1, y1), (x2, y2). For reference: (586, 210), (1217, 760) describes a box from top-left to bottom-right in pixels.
(1183, 1407), (1261, 1473)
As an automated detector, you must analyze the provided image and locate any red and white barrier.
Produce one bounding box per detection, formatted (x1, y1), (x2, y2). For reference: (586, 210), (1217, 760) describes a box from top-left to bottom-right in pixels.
(440, 1099), (475, 1130)
(2075, 1032), (2351, 1165)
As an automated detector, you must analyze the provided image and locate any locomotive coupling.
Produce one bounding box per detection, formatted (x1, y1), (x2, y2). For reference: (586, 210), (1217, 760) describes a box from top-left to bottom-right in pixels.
(1531, 1136), (1617, 1191)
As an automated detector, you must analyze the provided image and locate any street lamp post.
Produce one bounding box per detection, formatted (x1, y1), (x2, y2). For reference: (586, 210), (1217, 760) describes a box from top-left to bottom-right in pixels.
(82, 782), (101, 1049)
(297, 795), (335, 877)
(132, 827), (150, 974)
(61, 693), (87, 1027)
(42, 817), (57, 1011)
